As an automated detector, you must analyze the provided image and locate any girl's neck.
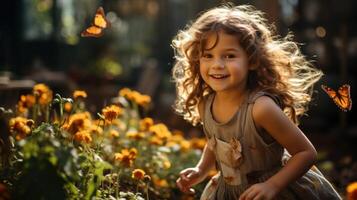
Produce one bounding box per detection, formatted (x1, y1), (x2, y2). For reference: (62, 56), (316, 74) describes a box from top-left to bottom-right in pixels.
(211, 89), (249, 124)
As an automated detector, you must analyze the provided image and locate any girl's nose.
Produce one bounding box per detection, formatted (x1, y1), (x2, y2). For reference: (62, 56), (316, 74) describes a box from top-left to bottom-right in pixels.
(212, 59), (225, 69)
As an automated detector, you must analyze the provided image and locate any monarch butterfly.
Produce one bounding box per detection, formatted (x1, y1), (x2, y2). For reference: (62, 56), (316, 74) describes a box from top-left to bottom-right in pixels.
(81, 7), (110, 38)
(321, 84), (352, 112)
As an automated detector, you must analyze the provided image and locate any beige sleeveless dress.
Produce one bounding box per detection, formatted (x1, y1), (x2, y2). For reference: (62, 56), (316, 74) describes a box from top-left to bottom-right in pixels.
(200, 91), (342, 200)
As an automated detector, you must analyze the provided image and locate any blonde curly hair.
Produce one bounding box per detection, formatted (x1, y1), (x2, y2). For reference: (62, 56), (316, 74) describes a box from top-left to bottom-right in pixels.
(171, 4), (323, 125)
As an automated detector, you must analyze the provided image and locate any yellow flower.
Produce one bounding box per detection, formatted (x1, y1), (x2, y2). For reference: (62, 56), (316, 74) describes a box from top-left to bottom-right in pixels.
(33, 83), (53, 105)
(169, 134), (184, 143)
(89, 125), (103, 135)
(73, 90), (87, 99)
(109, 129), (119, 137)
(347, 182), (357, 200)
(131, 91), (151, 107)
(110, 119), (127, 131)
(114, 148), (137, 167)
(149, 136), (163, 145)
(74, 130), (92, 143)
(102, 105), (122, 123)
(152, 176), (169, 188)
(180, 140), (191, 152)
(126, 130), (145, 140)
(190, 137), (206, 150)
(163, 160), (171, 169)
(8, 117), (33, 140)
(64, 102), (72, 112)
(118, 88), (151, 107)
(17, 94), (35, 113)
(149, 123), (172, 140)
(165, 141), (177, 148)
(118, 87), (132, 98)
(139, 117), (154, 131)
(62, 112), (92, 134)
(131, 169), (146, 180)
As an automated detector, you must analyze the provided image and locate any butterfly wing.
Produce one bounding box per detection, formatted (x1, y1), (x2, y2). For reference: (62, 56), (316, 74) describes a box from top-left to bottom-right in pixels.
(94, 7), (110, 29)
(81, 26), (104, 38)
(81, 7), (110, 38)
(321, 84), (352, 111)
(336, 84), (352, 111)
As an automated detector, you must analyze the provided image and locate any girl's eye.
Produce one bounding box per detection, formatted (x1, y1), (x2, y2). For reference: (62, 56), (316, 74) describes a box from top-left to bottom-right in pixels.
(202, 54), (212, 58)
(224, 54), (236, 59)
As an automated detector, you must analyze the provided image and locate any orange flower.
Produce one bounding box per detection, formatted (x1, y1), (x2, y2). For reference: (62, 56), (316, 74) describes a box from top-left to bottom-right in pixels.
(149, 123), (171, 140)
(8, 117), (33, 140)
(131, 169), (146, 180)
(163, 160), (171, 169)
(118, 87), (132, 98)
(152, 176), (169, 188)
(149, 136), (163, 145)
(62, 112), (91, 134)
(139, 117), (154, 131)
(168, 134), (184, 143)
(33, 83), (53, 105)
(109, 129), (119, 137)
(131, 91), (151, 107)
(180, 140), (191, 152)
(64, 102), (72, 112)
(73, 90), (87, 99)
(347, 182), (357, 200)
(190, 137), (206, 150)
(17, 94), (35, 113)
(102, 105), (122, 122)
(118, 88), (151, 107)
(114, 148), (137, 167)
(89, 124), (103, 135)
(74, 130), (92, 143)
(126, 131), (145, 140)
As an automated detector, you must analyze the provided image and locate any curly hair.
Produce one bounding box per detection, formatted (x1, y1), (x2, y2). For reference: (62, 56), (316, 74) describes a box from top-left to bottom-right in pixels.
(171, 4), (323, 125)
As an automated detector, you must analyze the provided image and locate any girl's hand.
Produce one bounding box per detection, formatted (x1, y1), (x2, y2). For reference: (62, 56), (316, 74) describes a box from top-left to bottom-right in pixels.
(239, 182), (279, 200)
(176, 167), (203, 194)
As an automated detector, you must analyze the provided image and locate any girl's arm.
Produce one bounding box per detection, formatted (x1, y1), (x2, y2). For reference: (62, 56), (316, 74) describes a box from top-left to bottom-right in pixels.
(195, 143), (216, 178)
(177, 143), (216, 194)
(176, 100), (216, 194)
(252, 96), (317, 193)
(196, 98), (216, 178)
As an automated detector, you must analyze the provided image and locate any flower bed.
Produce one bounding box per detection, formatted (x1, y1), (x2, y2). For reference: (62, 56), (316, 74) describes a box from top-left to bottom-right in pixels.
(0, 84), (209, 200)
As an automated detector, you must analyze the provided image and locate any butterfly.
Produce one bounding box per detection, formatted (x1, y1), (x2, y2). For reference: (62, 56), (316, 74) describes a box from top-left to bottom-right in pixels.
(321, 84), (352, 112)
(81, 7), (110, 38)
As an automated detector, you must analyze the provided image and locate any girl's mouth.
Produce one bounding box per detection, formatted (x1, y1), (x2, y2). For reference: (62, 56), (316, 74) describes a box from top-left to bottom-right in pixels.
(209, 74), (230, 79)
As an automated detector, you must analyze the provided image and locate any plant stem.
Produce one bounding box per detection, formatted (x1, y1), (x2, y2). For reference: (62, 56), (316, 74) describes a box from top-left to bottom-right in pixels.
(115, 168), (121, 199)
(145, 183), (150, 200)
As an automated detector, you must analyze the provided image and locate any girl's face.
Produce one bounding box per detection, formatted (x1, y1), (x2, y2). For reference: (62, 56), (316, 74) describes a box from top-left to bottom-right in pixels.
(199, 30), (251, 95)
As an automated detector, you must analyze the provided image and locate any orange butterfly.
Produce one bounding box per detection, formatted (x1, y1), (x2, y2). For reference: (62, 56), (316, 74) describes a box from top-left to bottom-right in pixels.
(81, 7), (110, 38)
(321, 84), (352, 112)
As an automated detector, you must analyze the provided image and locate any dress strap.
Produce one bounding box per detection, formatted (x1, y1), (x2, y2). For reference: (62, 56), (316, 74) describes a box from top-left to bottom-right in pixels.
(247, 91), (283, 108)
(202, 93), (215, 139)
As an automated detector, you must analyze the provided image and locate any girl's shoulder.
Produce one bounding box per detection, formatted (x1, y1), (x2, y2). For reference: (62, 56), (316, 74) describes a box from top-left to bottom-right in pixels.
(248, 90), (283, 108)
(248, 90), (284, 123)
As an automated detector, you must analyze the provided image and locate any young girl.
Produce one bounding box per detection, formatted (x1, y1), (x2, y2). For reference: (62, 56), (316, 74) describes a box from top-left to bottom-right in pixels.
(172, 4), (342, 200)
